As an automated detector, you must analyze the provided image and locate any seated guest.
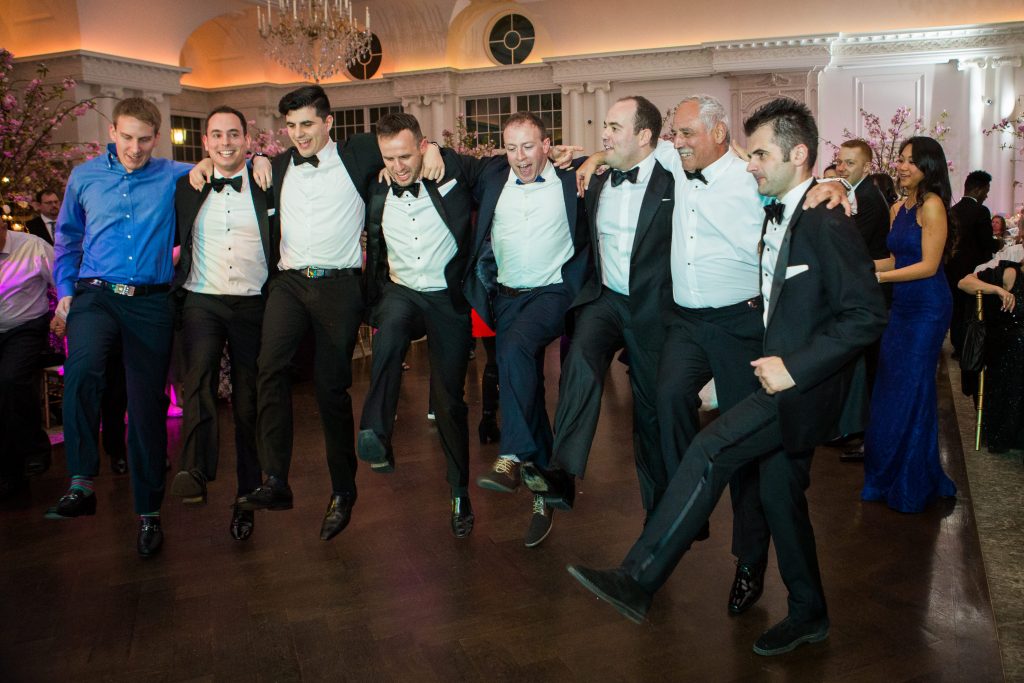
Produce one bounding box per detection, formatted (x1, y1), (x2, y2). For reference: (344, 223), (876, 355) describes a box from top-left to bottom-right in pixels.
(0, 222), (54, 499)
(959, 261), (1024, 453)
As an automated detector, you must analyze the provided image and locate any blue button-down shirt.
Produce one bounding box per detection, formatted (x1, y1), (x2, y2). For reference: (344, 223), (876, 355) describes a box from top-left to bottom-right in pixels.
(53, 143), (191, 298)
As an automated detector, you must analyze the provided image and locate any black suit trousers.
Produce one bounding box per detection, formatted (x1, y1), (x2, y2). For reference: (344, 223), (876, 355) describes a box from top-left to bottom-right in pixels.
(0, 315), (51, 477)
(63, 288), (174, 514)
(256, 271), (364, 494)
(624, 389), (826, 622)
(493, 283), (573, 466)
(179, 291), (264, 495)
(552, 288), (666, 510)
(360, 283), (471, 490)
(657, 301), (770, 565)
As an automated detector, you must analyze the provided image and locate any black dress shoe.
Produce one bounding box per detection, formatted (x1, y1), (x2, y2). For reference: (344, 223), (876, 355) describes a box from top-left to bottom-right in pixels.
(137, 517), (164, 558)
(110, 456), (128, 475)
(753, 615), (830, 656)
(170, 469), (207, 504)
(566, 565), (652, 624)
(320, 492), (356, 541)
(357, 430), (395, 473)
(24, 452), (51, 477)
(520, 462), (575, 510)
(839, 445), (865, 462)
(235, 475), (293, 511)
(44, 489), (97, 519)
(451, 495), (474, 538)
(478, 415), (500, 444)
(230, 505), (255, 541)
(728, 561), (766, 615)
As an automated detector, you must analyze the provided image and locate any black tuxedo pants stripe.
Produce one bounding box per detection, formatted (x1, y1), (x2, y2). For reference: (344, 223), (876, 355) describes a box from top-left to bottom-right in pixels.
(493, 283), (573, 466)
(179, 291), (264, 496)
(0, 315), (51, 477)
(551, 288), (666, 511)
(63, 289), (174, 514)
(360, 283), (471, 489)
(656, 302), (771, 566)
(256, 271), (364, 494)
(624, 389), (826, 622)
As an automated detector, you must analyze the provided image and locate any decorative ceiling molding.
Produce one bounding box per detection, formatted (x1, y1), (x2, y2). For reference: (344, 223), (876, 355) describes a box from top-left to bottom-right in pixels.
(830, 22), (1024, 69)
(14, 50), (190, 95)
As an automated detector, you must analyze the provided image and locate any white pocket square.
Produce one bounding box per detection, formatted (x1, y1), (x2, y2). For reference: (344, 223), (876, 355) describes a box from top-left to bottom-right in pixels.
(267, 208), (276, 216)
(785, 265), (809, 279)
(438, 178), (457, 196)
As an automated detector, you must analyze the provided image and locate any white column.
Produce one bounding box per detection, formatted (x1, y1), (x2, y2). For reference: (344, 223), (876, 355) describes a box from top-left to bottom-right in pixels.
(428, 95), (447, 143)
(587, 81), (611, 151)
(143, 91), (171, 159)
(561, 83), (585, 148)
(959, 58), (988, 175)
(992, 57), (1022, 215)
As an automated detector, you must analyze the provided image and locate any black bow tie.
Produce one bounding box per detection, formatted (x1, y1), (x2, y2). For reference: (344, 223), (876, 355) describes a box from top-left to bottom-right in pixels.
(763, 201), (785, 225)
(685, 169), (708, 184)
(610, 167), (640, 187)
(515, 175), (546, 185)
(391, 183), (420, 198)
(210, 175), (243, 193)
(292, 149), (320, 168)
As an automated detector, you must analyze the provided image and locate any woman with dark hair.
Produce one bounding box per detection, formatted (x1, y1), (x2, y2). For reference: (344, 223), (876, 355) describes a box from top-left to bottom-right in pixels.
(870, 172), (899, 206)
(862, 136), (957, 512)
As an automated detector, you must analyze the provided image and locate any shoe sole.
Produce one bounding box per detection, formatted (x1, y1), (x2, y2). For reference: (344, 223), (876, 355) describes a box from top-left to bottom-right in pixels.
(567, 566), (645, 624)
(357, 431), (395, 473)
(44, 508), (96, 520)
(524, 518), (553, 548)
(475, 476), (518, 493)
(170, 471), (206, 499)
(520, 467), (574, 511)
(752, 628), (829, 656)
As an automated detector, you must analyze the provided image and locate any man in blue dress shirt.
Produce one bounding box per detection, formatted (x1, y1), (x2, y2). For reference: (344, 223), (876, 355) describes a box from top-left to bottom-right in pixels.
(45, 98), (270, 557)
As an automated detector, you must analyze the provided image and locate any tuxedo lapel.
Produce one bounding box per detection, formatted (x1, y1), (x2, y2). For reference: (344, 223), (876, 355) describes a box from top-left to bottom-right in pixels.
(247, 165), (272, 263)
(764, 198), (807, 329)
(634, 163), (669, 254)
(423, 179), (454, 234)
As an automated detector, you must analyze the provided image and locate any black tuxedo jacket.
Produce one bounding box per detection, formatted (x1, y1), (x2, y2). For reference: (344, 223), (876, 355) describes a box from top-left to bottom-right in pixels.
(172, 164), (275, 293)
(577, 159), (674, 348)
(24, 216), (54, 245)
(853, 180), (890, 260)
(951, 197), (994, 270)
(363, 148), (474, 323)
(460, 155), (590, 329)
(762, 182), (888, 452)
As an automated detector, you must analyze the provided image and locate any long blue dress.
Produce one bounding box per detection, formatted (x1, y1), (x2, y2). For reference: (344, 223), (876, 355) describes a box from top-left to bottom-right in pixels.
(862, 204), (956, 512)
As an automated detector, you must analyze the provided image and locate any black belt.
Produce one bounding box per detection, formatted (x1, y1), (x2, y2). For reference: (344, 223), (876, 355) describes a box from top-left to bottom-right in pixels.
(78, 279), (170, 296)
(290, 267), (361, 279)
(496, 284), (535, 298)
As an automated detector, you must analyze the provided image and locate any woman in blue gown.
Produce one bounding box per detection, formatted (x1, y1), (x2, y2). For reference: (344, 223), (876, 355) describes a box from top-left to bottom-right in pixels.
(862, 136), (957, 513)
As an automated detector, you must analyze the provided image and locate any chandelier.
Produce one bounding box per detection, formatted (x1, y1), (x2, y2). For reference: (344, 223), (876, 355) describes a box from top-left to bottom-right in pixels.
(257, 0), (373, 83)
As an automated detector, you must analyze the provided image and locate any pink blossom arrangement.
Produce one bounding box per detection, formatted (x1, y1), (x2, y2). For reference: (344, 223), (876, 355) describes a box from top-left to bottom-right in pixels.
(247, 120), (289, 157)
(441, 114), (498, 158)
(0, 49), (103, 211)
(828, 106), (954, 181)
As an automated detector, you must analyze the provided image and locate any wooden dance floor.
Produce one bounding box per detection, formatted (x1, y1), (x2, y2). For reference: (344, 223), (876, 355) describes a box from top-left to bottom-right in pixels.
(0, 342), (1003, 681)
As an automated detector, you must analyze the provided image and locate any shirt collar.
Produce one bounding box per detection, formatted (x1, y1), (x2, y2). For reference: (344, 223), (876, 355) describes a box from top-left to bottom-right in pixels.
(212, 167), (248, 190)
(778, 177), (815, 225)
(618, 150), (657, 185)
(506, 159), (554, 187)
(701, 149), (738, 185)
(105, 142), (151, 173)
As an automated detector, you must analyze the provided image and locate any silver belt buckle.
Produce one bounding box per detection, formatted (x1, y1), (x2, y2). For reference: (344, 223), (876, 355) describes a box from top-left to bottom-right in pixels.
(113, 283), (135, 296)
(304, 267), (324, 278)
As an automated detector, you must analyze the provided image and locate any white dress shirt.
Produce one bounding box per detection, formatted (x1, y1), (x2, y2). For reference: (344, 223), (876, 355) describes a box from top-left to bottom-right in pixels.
(491, 161), (574, 289)
(596, 152), (657, 295)
(42, 217), (56, 241)
(382, 180), (458, 291)
(0, 230), (54, 333)
(184, 170), (267, 297)
(279, 140), (364, 271)
(761, 178), (814, 325)
(654, 140), (762, 308)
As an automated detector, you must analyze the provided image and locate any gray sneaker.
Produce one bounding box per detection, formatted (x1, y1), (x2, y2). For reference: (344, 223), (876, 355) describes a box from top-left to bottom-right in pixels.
(476, 457), (519, 493)
(524, 494), (554, 547)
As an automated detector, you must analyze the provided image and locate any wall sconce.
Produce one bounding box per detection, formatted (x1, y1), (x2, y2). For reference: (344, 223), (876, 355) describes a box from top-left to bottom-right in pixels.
(171, 128), (187, 145)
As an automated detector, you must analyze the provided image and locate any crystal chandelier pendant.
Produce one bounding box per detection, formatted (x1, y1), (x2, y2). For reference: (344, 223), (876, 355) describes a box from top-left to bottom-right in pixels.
(257, 0), (373, 83)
